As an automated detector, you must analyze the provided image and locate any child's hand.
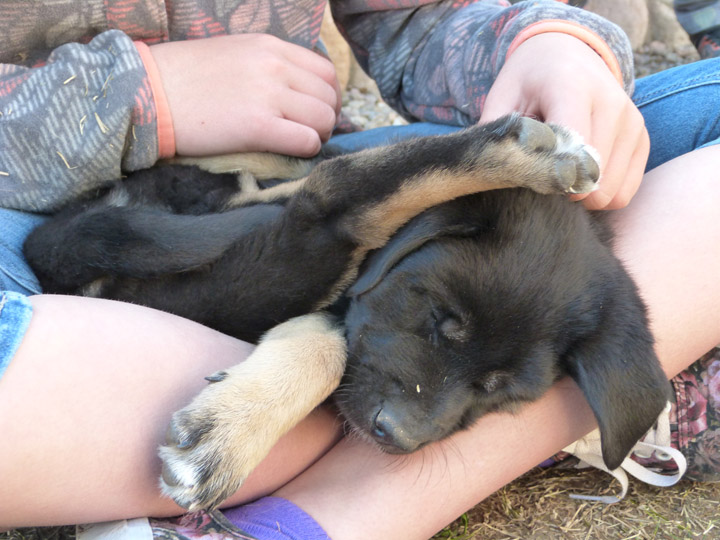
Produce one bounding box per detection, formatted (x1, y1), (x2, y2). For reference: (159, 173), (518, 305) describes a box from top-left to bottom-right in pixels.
(150, 34), (341, 158)
(480, 33), (649, 210)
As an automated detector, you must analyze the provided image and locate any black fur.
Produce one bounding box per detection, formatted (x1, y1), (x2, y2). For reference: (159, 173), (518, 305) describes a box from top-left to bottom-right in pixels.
(340, 190), (670, 469)
(24, 117), (670, 471)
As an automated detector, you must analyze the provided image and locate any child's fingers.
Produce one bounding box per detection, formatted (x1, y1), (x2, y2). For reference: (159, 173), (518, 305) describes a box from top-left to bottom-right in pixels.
(258, 116), (324, 157)
(579, 100), (648, 210)
(279, 90), (339, 143)
(281, 42), (342, 114)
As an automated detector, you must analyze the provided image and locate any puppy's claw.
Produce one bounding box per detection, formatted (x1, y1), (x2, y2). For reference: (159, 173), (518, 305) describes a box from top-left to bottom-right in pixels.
(558, 158), (600, 195)
(164, 422), (181, 447)
(566, 181), (600, 195)
(205, 371), (228, 383)
(165, 414), (204, 450)
(175, 438), (193, 450)
(564, 148), (601, 194)
(544, 124), (601, 195)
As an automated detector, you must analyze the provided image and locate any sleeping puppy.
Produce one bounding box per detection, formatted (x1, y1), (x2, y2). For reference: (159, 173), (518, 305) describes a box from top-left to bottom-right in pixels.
(23, 115), (670, 511)
(339, 189), (669, 461)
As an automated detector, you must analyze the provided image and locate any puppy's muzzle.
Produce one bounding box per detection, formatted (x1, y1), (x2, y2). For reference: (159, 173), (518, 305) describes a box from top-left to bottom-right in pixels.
(370, 406), (426, 453)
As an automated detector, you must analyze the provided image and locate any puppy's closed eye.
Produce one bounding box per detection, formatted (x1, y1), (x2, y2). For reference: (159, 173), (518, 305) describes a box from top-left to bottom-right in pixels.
(430, 308), (469, 344)
(435, 313), (468, 342)
(479, 370), (511, 393)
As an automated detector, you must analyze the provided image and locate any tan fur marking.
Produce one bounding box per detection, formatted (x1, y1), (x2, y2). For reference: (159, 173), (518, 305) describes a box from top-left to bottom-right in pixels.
(224, 177), (307, 208)
(159, 312), (346, 510)
(314, 248), (368, 309)
(80, 277), (108, 298)
(165, 152), (314, 179)
(346, 168), (497, 249)
(347, 139), (566, 249)
(236, 171), (260, 194)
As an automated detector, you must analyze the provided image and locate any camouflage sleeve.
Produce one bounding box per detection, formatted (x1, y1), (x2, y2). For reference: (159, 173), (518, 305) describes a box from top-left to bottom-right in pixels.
(330, 0), (634, 126)
(0, 30), (159, 212)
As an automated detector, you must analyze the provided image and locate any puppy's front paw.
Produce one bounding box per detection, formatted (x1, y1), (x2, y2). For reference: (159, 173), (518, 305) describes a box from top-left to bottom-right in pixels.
(545, 121), (601, 195)
(159, 370), (274, 511)
(484, 115), (601, 195)
(158, 313), (347, 511)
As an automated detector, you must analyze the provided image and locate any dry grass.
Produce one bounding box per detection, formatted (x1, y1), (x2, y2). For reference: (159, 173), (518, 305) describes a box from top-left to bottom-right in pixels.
(433, 466), (720, 539)
(1, 528), (73, 540)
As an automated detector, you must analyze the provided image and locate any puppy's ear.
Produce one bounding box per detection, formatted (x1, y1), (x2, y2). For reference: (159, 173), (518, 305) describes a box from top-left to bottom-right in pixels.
(563, 272), (671, 470)
(348, 203), (483, 297)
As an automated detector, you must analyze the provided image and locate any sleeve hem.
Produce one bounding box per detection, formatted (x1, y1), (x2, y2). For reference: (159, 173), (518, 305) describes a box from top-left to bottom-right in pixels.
(506, 19), (624, 87)
(134, 41), (176, 159)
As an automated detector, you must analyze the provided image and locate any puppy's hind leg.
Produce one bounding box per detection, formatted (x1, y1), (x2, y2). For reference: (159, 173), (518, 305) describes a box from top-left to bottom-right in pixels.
(159, 312), (347, 511)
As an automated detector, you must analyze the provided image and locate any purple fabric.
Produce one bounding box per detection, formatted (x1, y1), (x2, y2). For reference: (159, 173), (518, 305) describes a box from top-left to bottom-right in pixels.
(222, 497), (331, 540)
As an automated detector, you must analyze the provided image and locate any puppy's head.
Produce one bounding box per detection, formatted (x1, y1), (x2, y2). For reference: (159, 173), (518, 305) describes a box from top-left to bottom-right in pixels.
(337, 192), (670, 468)
(339, 237), (565, 453)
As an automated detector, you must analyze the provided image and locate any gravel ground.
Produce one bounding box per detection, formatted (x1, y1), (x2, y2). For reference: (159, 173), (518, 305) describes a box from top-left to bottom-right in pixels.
(634, 40), (701, 77)
(341, 86), (408, 130)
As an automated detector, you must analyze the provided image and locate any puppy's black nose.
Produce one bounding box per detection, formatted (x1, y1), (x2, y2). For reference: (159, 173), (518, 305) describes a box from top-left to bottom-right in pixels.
(372, 408), (419, 453)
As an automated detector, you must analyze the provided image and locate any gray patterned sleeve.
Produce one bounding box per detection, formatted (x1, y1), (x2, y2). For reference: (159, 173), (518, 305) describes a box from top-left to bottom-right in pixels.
(331, 0), (634, 125)
(0, 30), (158, 212)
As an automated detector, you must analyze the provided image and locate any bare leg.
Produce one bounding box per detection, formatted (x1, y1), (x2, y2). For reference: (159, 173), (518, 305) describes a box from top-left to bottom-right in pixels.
(0, 295), (342, 529)
(610, 145), (720, 371)
(276, 146), (720, 540)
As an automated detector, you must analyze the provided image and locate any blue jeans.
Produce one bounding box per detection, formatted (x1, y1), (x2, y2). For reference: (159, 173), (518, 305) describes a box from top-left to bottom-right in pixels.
(3, 57), (720, 378)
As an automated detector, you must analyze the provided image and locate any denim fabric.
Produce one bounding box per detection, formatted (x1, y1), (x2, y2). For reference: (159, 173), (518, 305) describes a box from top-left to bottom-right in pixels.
(2, 57), (720, 381)
(634, 57), (720, 170)
(0, 291), (33, 379)
(0, 208), (46, 296)
(325, 122), (460, 154)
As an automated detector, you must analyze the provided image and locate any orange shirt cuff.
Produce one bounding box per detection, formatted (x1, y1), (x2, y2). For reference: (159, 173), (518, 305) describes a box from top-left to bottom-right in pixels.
(134, 41), (176, 159)
(506, 20), (624, 87)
